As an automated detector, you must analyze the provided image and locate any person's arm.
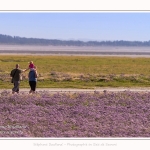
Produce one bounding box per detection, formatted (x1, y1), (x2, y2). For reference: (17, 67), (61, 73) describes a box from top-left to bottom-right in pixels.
(19, 69), (24, 73)
(35, 70), (38, 78)
(10, 69), (15, 77)
(23, 68), (29, 72)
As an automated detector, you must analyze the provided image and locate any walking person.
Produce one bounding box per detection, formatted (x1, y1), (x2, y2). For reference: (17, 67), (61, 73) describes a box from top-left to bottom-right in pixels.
(28, 66), (38, 94)
(10, 64), (24, 94)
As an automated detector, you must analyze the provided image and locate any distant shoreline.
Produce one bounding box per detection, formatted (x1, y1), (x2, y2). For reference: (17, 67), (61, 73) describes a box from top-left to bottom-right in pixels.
(0, 45), (150, 57)
(0, 53), (150, 58)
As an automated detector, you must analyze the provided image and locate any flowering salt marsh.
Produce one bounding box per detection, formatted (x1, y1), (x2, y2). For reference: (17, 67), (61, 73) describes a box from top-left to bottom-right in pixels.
(0, 90), (150, 137)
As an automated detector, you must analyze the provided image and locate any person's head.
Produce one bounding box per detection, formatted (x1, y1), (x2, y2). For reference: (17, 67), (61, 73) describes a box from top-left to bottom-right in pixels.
(16, 64), (19, 69)
(29, 61), (33, 64)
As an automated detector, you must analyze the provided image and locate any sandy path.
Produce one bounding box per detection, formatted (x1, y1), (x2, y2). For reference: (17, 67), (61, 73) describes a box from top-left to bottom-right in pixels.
(1, 87), (150, 94)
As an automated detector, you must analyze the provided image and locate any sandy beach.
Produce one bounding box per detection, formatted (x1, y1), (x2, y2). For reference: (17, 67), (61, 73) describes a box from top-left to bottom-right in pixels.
(0, 45), (150, 57)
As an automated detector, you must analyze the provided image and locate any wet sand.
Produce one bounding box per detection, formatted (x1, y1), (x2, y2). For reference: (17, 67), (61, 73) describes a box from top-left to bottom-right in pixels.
(0, 45), (150, 57)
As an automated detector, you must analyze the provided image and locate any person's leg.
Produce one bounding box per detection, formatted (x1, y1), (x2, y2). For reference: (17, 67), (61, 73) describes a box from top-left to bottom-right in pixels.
(16, 84), (19, 93)
(29, 81), (33, 93)
(12, 83), (15, 94)
(32, 81), (36, 93)
(12, 81), (20, 94)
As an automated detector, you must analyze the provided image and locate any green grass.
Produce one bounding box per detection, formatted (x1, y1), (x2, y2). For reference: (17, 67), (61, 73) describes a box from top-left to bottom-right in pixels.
(1, 55), (150, 89)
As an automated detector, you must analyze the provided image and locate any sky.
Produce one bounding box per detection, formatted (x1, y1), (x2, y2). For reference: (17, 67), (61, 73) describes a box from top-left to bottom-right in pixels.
(0, 12), (150, 42)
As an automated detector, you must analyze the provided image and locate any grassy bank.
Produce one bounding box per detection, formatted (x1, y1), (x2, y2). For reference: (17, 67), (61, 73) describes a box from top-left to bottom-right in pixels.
(0, 55), (150, 88)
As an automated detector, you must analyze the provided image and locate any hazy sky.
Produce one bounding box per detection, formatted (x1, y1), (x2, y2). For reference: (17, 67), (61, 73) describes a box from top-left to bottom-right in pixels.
(0, 12), (150, 41)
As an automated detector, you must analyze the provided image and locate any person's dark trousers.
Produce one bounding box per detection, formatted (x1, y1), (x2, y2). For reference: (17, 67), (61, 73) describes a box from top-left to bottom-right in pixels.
(29, 81), (36, 91)
(12, 81), (20, 93)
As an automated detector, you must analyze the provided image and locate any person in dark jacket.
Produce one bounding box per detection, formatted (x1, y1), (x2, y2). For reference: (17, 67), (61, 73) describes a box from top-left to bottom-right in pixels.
(28, 67), (38, 94)
(10, 64), (24, 94)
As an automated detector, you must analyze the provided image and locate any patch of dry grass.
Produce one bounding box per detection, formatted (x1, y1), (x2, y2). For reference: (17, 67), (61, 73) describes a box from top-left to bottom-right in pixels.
(0, 55), (150, 88)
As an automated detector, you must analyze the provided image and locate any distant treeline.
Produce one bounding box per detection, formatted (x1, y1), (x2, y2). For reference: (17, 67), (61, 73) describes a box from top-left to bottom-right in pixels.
(0, 34), (150, 46)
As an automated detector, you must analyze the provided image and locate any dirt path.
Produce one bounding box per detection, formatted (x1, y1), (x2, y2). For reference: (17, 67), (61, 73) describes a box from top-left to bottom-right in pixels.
(1, 87), (150, 93)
